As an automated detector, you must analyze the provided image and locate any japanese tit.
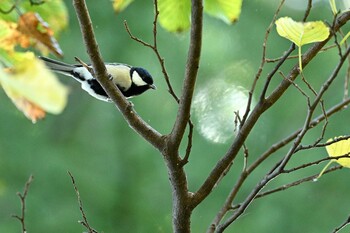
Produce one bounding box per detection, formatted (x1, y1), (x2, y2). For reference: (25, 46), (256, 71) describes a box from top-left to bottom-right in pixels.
(39, 56), (156, 102)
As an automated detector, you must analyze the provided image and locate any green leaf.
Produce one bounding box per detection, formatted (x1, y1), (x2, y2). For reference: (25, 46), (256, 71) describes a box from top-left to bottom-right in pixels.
(158, 0), (191, 32)
(204, 0), (242, 24)
(329, 0), (337, 15)
(113, 0), (134, 13)
(275, 17), (329, 71)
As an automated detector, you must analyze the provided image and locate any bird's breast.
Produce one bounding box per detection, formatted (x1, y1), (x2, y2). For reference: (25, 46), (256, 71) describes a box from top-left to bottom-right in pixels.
(105, 65), (132, 91)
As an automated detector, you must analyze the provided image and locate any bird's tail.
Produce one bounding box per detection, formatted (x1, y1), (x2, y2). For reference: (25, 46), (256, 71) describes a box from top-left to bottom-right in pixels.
(39, 56), (75, 75)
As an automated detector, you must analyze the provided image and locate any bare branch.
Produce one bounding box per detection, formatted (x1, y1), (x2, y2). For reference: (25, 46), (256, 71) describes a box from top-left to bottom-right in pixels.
(214, 46), (350, 232)
(333, 215), (350, 233)
(123, 1), (195, 165)
(302, 0), (313, 22)
(193, 12), (350, 209)
(72, 0), (164, 150)
(169, 0), (203, 151)
(123, 0), (178, 103)
(207, 96), (350, 233)
(179, 120), (194, 166)
(68, 171), (98, 233)
(258, 166), (342, 199)
(12, 175), (34, 233)
(266, 44), (337, 63)
(192, 10), (350, 218)
(241, 0), (286, 126)
(297, 135), (350, 151)
(230, 166), (342, 211)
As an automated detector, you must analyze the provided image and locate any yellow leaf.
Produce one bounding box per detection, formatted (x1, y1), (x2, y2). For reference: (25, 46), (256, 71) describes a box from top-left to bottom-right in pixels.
(204, 0), (242, 24)
(316, 136), (350, 180)
(276, 17), (329, 46)
(275, 17), (330, 71)
(158, 0), (191, 32)
(0, 20), (23, 51)
(326, 136), (350, 167)
(113, 0), (134, 13)
(0, 52), (68, 122)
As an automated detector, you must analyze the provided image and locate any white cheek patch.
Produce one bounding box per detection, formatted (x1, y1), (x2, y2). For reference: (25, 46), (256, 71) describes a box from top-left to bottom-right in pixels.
(132, 71), (148, 86)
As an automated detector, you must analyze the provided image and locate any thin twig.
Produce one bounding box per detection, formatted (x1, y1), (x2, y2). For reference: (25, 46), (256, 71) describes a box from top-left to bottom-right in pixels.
(229, 165), (342, 211)
(211, 33), (350, 233)
(279, 71), (311, 107)
(12, 175), (34, 233)
(259, 165), (342, 199)
(333, 215), (350, 233)
(123, 0), (195, 165)
(30, 0), (45, 6)
(266, 44), (337, 63)
(241, 0), (285, 126)
(179, 120), (194, 166)
(68, 171), (98, 233)
(297, 135), (350, 151)
(300, 72), (317, 96)
(75, 56), (95, 75)
(0, 0), (19, 14)
(123, 0), (178, 102)
(302, 0), (313, 22)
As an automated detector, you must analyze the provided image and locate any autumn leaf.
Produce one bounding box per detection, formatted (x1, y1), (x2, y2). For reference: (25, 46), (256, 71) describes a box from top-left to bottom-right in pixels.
(275, 17), (329, 71)
(17, 12), (63, 57)
(21, 0), (68, 34)
(0, 52), (69, 122)
(0, 20), (25, 51)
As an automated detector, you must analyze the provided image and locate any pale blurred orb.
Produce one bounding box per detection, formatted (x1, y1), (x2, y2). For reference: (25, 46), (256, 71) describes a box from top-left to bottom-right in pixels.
(192, 79), (252, 144)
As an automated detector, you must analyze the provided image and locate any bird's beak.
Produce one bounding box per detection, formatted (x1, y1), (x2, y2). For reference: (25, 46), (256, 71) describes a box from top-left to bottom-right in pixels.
(149, 84), (157, 90)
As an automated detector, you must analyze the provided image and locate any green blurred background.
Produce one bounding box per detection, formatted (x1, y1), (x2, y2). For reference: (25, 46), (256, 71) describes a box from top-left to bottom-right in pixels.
(1, 0), (350, 232)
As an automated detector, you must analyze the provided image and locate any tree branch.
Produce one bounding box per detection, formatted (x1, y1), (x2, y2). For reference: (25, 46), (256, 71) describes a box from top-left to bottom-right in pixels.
(214, 45), (350, 232)
(191, 10), (350, 209)
(72, 0), (164, 151)
(241, 0), (286, 126)
(168, 0), (203, 151)
(229, 165), (342, 212)
(68, 171), (98, 233)
(12, 175), (34, 233)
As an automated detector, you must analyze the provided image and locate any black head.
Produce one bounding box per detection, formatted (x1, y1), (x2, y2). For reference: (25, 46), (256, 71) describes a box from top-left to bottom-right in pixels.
(130, 67), (156, 89)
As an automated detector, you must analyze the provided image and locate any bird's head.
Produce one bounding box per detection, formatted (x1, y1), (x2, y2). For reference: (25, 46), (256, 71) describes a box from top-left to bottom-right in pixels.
(130, 67), (156, 90)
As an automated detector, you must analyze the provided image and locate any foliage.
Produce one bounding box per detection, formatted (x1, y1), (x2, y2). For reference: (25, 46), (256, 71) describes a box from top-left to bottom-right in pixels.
(0, 0), (68, 122)
(1, 0), (350, 233)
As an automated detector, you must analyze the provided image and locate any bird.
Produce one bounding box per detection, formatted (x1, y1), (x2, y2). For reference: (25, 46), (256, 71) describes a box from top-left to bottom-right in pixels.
(39, 56), (156, 102)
